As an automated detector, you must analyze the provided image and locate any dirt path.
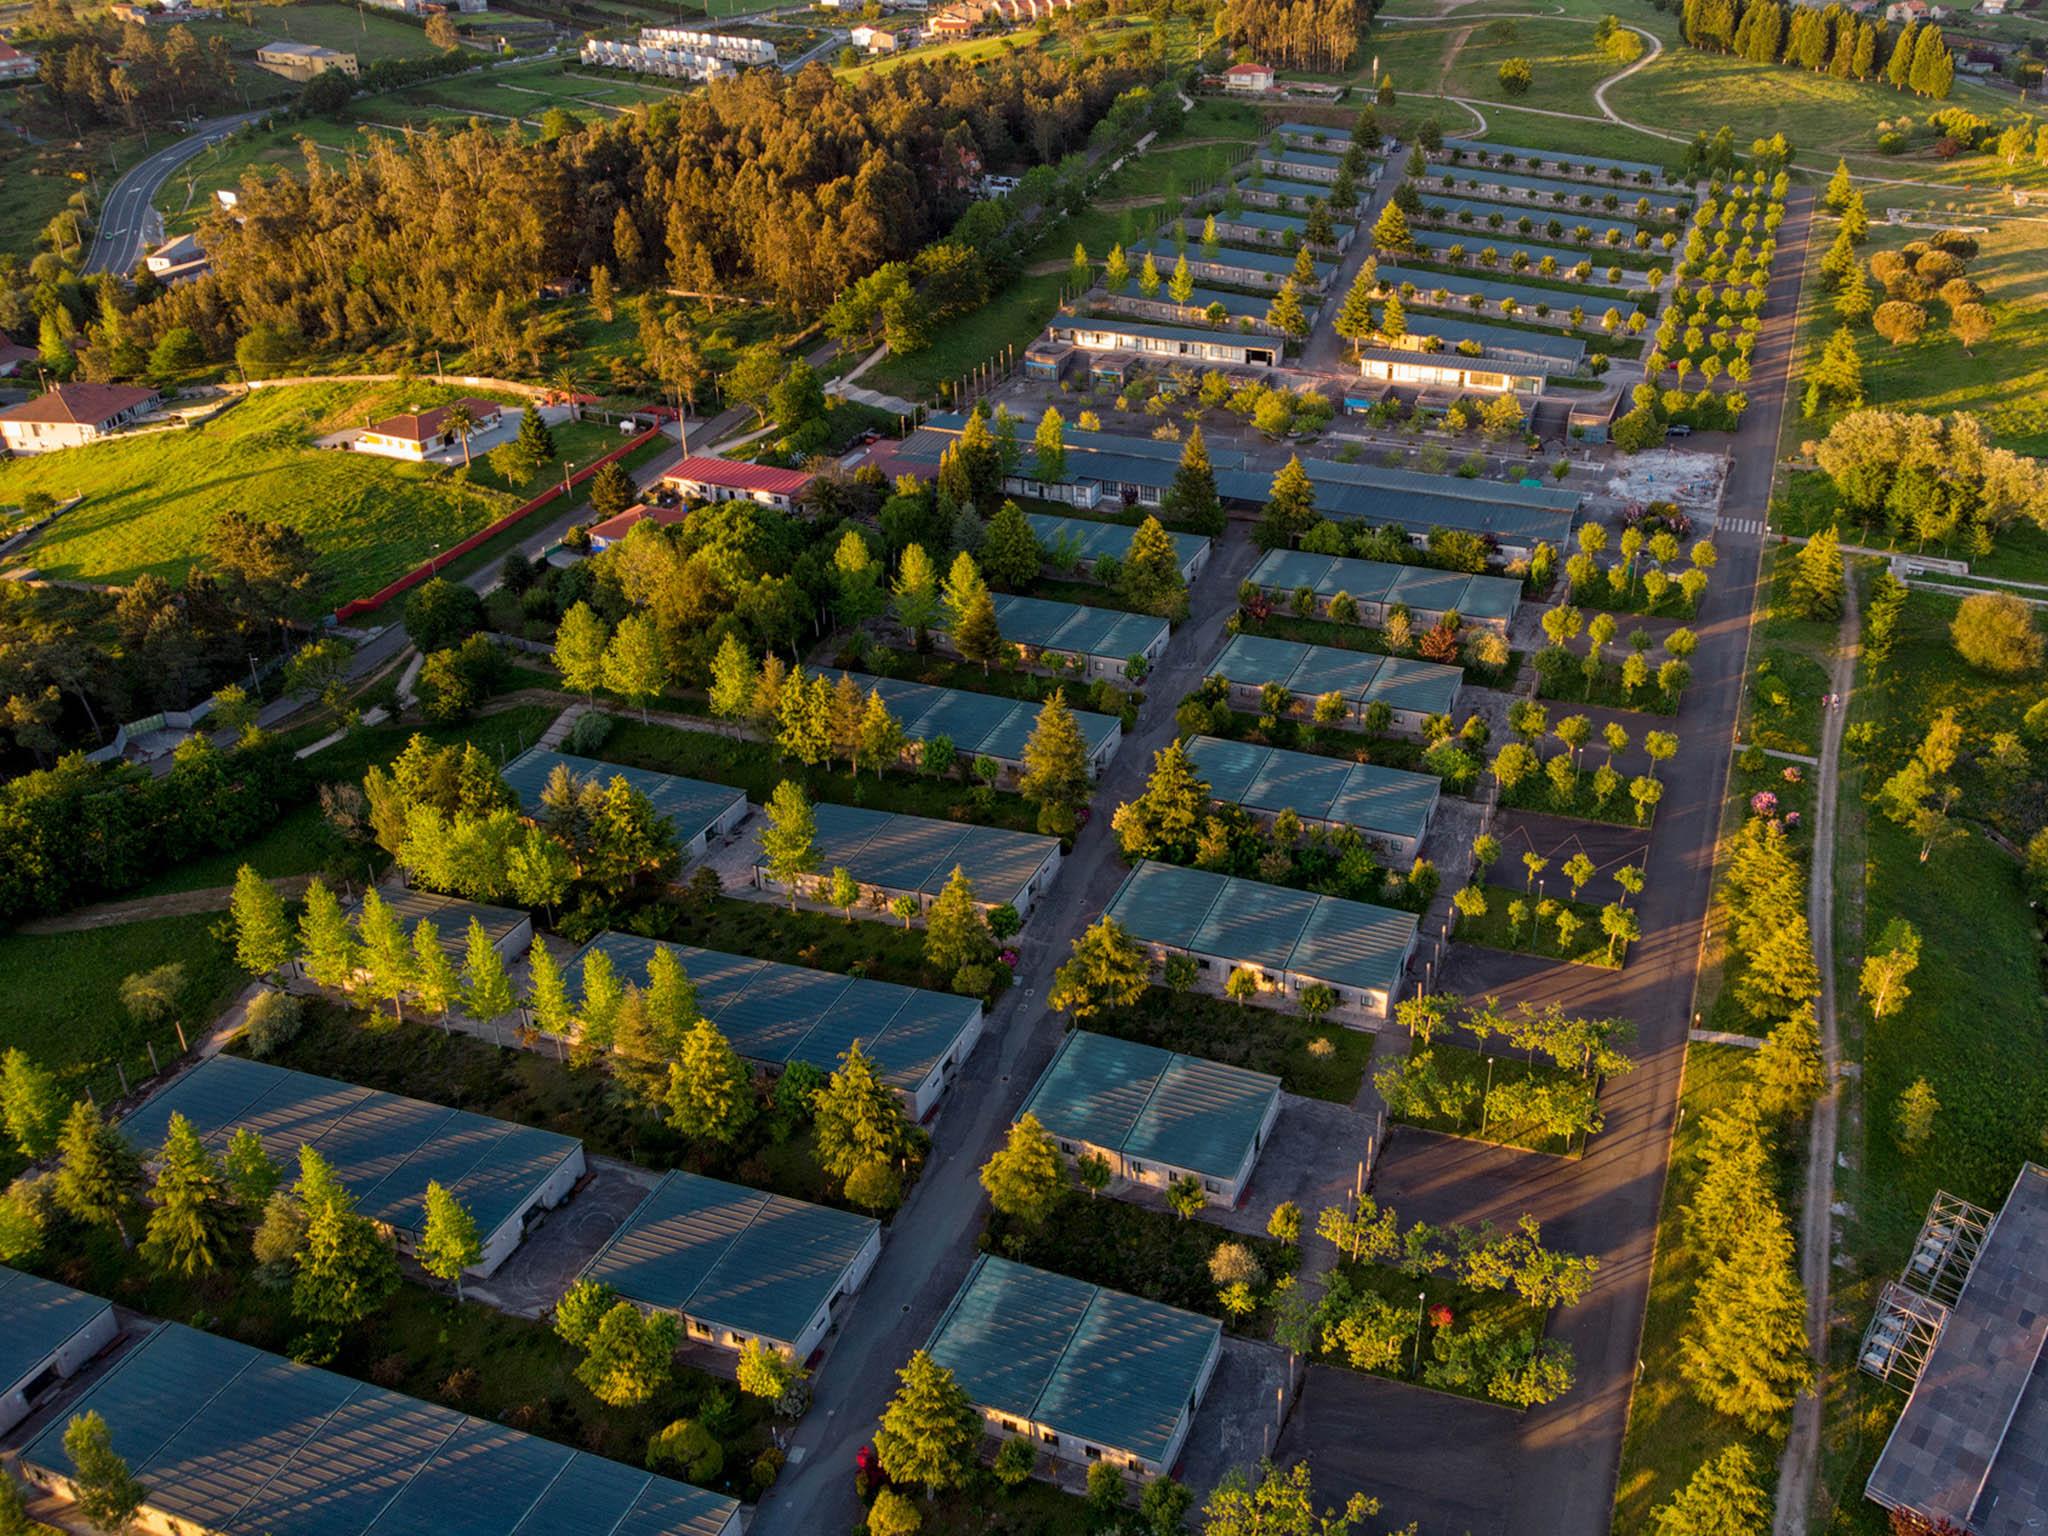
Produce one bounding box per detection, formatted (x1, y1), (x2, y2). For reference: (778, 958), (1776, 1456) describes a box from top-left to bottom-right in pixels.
(1773, 564), (1861, 1534)
(16, 874), (317, 935)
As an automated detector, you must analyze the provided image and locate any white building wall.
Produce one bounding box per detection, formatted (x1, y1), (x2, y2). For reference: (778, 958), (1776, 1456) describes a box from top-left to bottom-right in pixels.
(471, 1144), (585, 1276)
(0, 1305), (118, 1435)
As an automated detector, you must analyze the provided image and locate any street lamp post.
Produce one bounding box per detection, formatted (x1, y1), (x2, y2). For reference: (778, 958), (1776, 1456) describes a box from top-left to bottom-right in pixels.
(1411, 1291), (1427, 1374)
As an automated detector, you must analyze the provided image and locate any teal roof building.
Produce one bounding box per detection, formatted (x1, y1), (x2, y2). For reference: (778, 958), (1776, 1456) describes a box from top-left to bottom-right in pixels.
(502, 748), (748, 862)
(1185, 734), (1441, 859)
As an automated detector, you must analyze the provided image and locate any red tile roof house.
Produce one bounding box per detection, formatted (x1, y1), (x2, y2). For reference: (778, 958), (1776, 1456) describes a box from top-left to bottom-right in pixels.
(350, 397), (504, 462)
(1221, 60), (1275, 92)
(0, 382), (162, 455)
(0, 332), (36, 378)
(660, 457), (816, 512)
(0, 43), (39, 82)
(586, 502), (688, 550)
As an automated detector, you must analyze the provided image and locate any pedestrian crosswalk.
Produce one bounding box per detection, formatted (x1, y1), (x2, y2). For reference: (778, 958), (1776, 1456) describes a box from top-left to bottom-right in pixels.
(1720, 516), (1769, 537)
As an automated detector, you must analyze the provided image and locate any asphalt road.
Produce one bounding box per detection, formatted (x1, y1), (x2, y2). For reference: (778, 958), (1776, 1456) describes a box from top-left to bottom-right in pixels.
(1274, 188), (1816, 1536)
(83, 111), (265, 277)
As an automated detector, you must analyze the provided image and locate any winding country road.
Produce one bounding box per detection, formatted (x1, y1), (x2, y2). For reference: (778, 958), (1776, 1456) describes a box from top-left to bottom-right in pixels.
(82, 111), (265, 277)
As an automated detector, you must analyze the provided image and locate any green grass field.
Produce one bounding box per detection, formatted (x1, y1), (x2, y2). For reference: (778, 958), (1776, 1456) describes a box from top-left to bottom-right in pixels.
(1740, 546), (1835, 759)
(206, 2), (451, 64)
(0, 382), (531, 606)
(1442, 16), (1622, 116)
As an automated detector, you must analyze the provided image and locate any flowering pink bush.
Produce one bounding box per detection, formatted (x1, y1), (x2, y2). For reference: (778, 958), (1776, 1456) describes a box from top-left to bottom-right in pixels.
(1781, 764), (1803, 784)
(1784, 811), (1802, 830)
(1000, 949), (1020, 969)
(1750, 790), (1779, 818)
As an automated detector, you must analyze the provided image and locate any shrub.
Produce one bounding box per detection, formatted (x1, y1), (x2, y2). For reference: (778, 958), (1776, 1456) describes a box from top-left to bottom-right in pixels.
(242, 990), (305, 1059)
(1951, 591), (2043, 675)
(646, 1419), (723, 1483)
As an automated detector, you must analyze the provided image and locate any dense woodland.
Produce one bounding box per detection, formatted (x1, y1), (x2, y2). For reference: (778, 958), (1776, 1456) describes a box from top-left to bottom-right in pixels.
(1680, 0), (1955, 99)
(1222, 0), (1365, 73)
(13, 0), (242, 130)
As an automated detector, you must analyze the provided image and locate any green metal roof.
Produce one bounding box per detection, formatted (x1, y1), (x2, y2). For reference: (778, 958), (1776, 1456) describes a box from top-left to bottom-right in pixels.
(121, 1056), (580, 1245)
(759, 800), (1059, 910)
(23, 1323), (737, 1536)
(0, 1264), (111, 1393)
(927, 1255), (1220, 1465)
(1206, 634), (1462, 716)
(989, 594), (1168, 663)
(838, 670), (1121, 764)
(502, 748), (745, 849)
(1104, 860), (1417, 995)
(1187, 734), (1440, 847)
(581, 1171), (876, 1350)
(345, 888), (527, 962)
(1020, 1030), (1278, 1184)
(1024, 513), (1210, 578)
(569, 932), (981, 1097)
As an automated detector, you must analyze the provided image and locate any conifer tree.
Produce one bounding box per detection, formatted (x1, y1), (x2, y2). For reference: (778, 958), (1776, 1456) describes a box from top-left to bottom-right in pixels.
(1258, 455), (1318, 549)
(1752, 1005), (1827, 1120)
(708, 633), (758, 719)
(1267, 279), (1310, 340)
(461, 918), (515, 1022)
(875, 1351), (981, 1496)
(1678, 1217), (1812, 1430)
(1649, 1445), (1771, 1536)
(981, 500), (1042, 590)
(1118, 515), (1188, 620)
(141, 1112), (235, 1277)
(0, 1048), (64, 1158)
(1801, 326), (1863, 416)
(892, 543), (940, 649)
(1162, 425), (1222, 533)
(1372, 200), (1413, 252)
(1019, 690), (1092, 837)
(356, 888), (411, 1020)
(418, 1180), (482, 1300)
(667, 1017), (754, 1144)
(291, 1144), (400, 1333)
(577, 947), (625, 1048)
(55, 1100), (141, 1246)
(223, 1126), (281, 1213)
(1049, 916), (1150, 1019)
(1033, 406), (1066, 485)
(979, 1113), (1067, 1224)
(1111, 739), (1212, 862)
(953, 587), (1003, 672)
(410, 920), (460, 1019)
(297, 877), (359, 991)
(1139, 250), (1161, 298)
(1169, 252), (1195, 307)
(1824, 157), (1854, 211)
(924, 866), (994, 979)
(813, 1041), (912, 1181)
(525, 939), (574, 1036)
(1334, 265), (1377, 355)
(761, 781), (818, 909)
(1105, 242), (1129, 293)
(231, 864), (293, 980)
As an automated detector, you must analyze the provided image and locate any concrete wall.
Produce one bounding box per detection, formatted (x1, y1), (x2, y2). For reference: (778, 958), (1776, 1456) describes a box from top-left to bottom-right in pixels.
(0, 1305), (117, 1435)
(907, 1001), (988, 1120)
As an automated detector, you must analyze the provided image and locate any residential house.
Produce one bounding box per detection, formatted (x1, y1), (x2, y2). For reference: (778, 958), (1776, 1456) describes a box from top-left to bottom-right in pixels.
(0, 383), (162, 454)
(661, 456), (815, 510)
(850, 23), (898, 49)
(0, 42), (39, 80)
(350, 397), (503, 461)
(254, 41), (358, 80)
(0, 332), (35, 377)
(1221, 60), (1274, 91)
(144, 232), (208, 284)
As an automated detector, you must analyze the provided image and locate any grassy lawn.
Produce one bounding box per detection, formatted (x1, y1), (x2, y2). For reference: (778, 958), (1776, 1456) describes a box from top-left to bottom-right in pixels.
(899, 1481), (1095, 1536)
(1789, 218), (2048, 459)
(1444, 19), (1632, 119)
(240, 2), (452, 62)
(1454, 882), (1625, 968)
(1380, 1037), (1595, 1155)
(19, 1225), (773, 1494)
(0, 912), (246, 1115)
(1740, 545), (1835, 758)
(599, 719), (1046, 834)
(1358, 23), (1462, 98)
(1612, 1043), (1780, 1532)
(0, 383), (530, 607)
(984, 1189), (1299, 1335)
(1075, 988), (1372, 1103)
(867, 268), (1066, 403)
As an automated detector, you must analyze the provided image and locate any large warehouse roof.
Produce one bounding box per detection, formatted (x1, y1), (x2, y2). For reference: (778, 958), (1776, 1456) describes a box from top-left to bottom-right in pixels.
(0, 1265), (111, 1392)
(836, 670), (1120, 765)
(1185, 735), (1439, 848)
(1025, 512), (1209, 579)
(582, 1171), (876, 1348)
(569, 932), (981, 1099)
(23, 1323), (738, 1536)
(1362, 301), (1590, 366)
(1408, 195), (1639, 243)
(1869, 1164), (2048, 1535)
(502, 748), (746, 849)
(927, 1255), (1220, 1465)
(1105, 860), (1417, 997)
(1218, 456), (1578, 547)
(1445, 139), (1671, 177)
(1248, 549), (1523, 624)
(1207, 633), (1463, 718)
(122, 1056), (580, 1245)
(756, 801), (1059, 909)
(1020, 1030), (1279, 1184)
(988, 594), (1169, 665)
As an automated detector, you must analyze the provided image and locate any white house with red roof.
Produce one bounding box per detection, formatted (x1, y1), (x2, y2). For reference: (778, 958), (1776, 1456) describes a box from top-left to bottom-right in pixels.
(0, 332), (36, 378)
(350, 396), (505, 461)
(660, 456), (815, 511)
(587, 502), (688, 550)
(1221, 60), (1275, 92)
(0, 43), (39, 81)
(0, 383), (162, 454)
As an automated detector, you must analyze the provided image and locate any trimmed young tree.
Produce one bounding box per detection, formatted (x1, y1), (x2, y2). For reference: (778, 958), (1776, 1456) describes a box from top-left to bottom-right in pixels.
(736, 1336), (806, 1405)
(140, 1112), (235, 1277)
(980, 1112), (1067, 1225)
(525, 939), (574, 1036)
(875, 1350), (982, 1496)
(708, 633), (758, 719)
(231, 864), (294, 980)
(461, 918), (516, 1022)
(356, 888), (411, 1020)
(298, 877), (360, 992)
(418, 1179), (482, 1300)
(1049, 916), (1150, 1019)
(667, 1017), (755, 1144)
(553, 602), (611, 697)
(1859, 916), (1920, 1020)
(1019, 689), (1092, 836)
(893, 543), (941, 649)
(602, 612), (669, 722)
(410, 920), (460, 1019)
(761, 780), (818, 910)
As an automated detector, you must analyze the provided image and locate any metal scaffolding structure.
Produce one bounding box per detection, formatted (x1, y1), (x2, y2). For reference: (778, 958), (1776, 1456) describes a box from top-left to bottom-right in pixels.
(1859, 1281), (1952, 1392)
(1900, 1189), (1994, 1306)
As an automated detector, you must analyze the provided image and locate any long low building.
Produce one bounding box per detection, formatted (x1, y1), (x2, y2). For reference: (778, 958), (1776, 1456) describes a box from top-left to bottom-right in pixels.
(1355, 343), (1550, 397)
(1257, 147), (1343, 183)
(1, 1266), (118, 1435)
(1098, 285), (1285, 333)
(1408, 226), (1644, 290)
(1205, 208), (1355, 251)
(845, 670), (1123, 780)
(21, 1323), (739, 1536)
(926, 1254), (1223, 1477)
(1126, 239), (1334, 292)
(1019, 1030), (1281, 1207)
(1414, 195), (1639, 245)
(658, 455), (814, 511)
(1217, 454), (1578, 556)
(1425, 162), (1688, 220)
(1369, 306), (1590, 369)
(1048, 315), (1283, 368)
(973, 594), (1171, 679)
(342, 888), (533, 967)
(1025, 511), (1211, 582)
(571, 932), (987, 1118)
(1235, 174), (1336, 209)
(1104, 860), (1418, 1022)
(582, 1170), (880, 1363)
(1276, 120), (1351, 149)
(122, 1055), (585, 1277)
(1207, 634), (1462, 732)
(1185, 735), (1441, 861)
(1247, 548), (1523, 633)
(502, 748), (749, 863)
(1443, 138), (1672, 182)
(1375, 261), (1614, 319)
(752, 801), (1063, 923)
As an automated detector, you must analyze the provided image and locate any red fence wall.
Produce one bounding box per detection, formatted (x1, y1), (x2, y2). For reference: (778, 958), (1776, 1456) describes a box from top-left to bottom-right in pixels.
(331, 425), (665, 623)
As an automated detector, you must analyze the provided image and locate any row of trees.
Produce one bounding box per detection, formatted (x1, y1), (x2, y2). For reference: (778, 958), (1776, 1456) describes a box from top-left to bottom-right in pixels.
(1682, 0), (1953, 99)
(1568, 518), (1717, 616)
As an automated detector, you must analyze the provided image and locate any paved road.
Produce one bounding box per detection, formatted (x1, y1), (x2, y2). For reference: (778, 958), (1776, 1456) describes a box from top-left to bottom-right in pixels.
(750, 534), (1266, 1536)
(83, 112), (265, 277)
(1273, 187), (1816, 1536)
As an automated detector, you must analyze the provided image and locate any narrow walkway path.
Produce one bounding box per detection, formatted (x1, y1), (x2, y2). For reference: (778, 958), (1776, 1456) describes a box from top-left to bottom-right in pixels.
(1773, 563), (1860, 1535)
(15, 873), (316, 935)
